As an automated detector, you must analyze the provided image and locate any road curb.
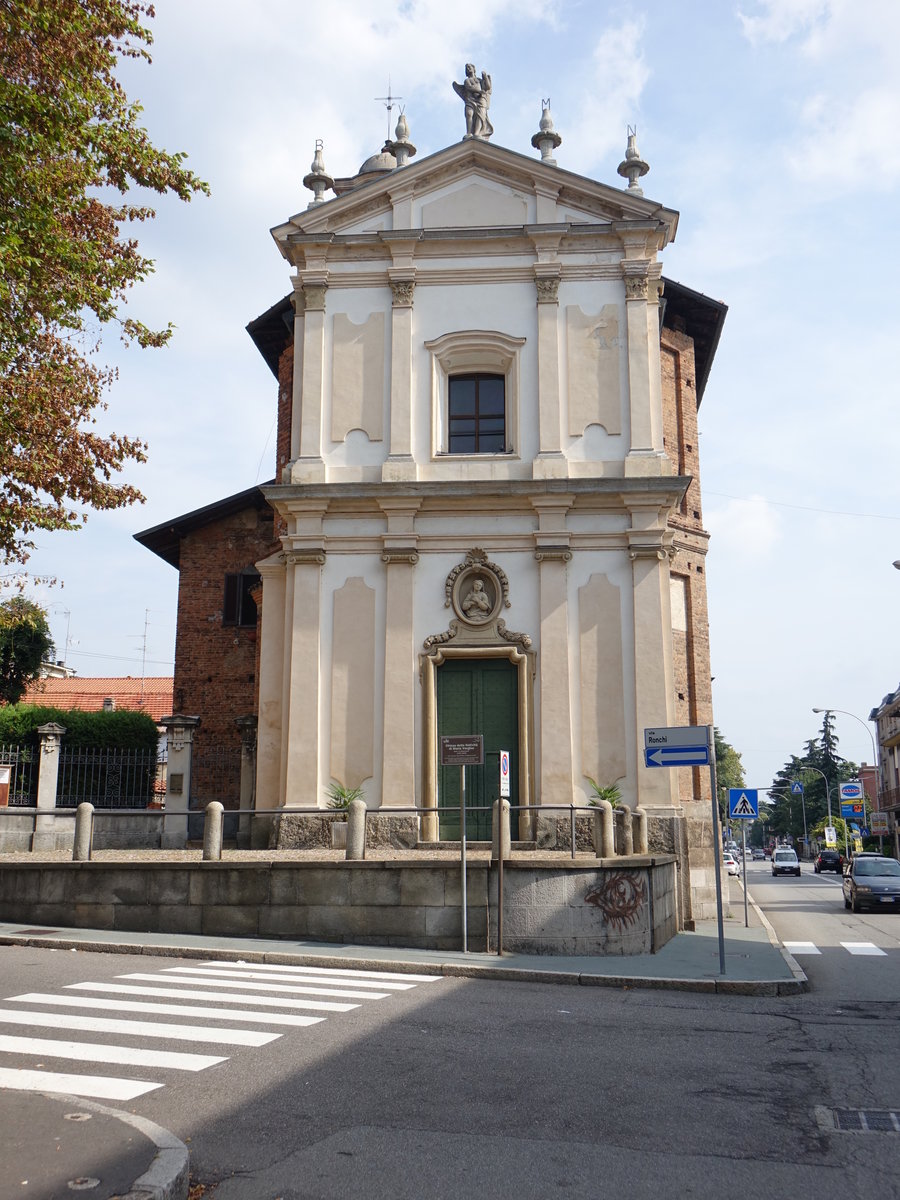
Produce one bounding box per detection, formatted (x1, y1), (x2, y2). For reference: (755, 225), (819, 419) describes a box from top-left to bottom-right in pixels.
(0, 929), (801, 996)
(48, 1094), (189, 1200)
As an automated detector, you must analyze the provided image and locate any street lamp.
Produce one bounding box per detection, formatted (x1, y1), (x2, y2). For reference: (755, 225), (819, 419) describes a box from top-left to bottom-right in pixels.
(811, 707), (878, 769)
(798, 763), (832, 824)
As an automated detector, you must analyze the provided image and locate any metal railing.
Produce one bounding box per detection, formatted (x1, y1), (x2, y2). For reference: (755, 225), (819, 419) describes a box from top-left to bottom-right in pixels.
(56, 747), (162, 809)
(0, 745), (38, 806)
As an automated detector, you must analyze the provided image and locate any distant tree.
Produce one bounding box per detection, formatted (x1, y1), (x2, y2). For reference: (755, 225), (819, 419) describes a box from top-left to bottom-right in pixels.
(714, 727), (746, 828)
(768, 714), (859, 846)
(0, 0), (208, 564)
(0, 598), (53, 704)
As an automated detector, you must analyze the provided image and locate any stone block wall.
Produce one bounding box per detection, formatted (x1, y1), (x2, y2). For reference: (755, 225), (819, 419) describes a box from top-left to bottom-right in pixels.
(0, 857), (678, 955)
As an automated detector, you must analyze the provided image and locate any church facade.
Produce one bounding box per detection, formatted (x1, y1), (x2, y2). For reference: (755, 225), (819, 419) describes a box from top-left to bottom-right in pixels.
(138, 95), (726, 923)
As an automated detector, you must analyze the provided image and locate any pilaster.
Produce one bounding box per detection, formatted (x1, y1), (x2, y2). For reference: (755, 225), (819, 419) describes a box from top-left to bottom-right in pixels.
(628, 509), (679, 814)
(622, 245), (668, 477)
(532, 496), (575, 807)
(384, 269), (417, 481)
(292, 274), (327, 483)
(160, 716), (200, 849)
(379, 498), (421, 806)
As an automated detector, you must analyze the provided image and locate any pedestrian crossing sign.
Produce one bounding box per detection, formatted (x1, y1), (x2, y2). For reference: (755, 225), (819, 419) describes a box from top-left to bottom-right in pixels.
(729, 788), (758, 819)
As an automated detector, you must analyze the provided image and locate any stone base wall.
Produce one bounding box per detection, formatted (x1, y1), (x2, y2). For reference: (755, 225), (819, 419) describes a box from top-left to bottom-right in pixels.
(0, 811), (164, 854)
(273, 812), (421, 851)
(0, 856), (678, 955)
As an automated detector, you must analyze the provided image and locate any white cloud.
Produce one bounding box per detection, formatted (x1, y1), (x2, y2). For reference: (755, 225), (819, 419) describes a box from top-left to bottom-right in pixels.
(738, 0), (832, 46)
(564, 19), (649, 171)
(705, 495), (782, 560)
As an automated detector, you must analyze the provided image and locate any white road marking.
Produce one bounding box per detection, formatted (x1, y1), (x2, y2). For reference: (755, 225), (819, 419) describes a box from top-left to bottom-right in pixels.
(0, 1008), (278, 1046)
(208, 960), (441, 983)
(115, 973), (388, 1001)
(164, 966), (416, 991)
(840, 942), (887, 956)
(65, 982), (359, 1013)
(8, 993), (326, 1026)
(0, 1033), (226, 1072)
(0, 1066), (161, 1101)
(783, 942), (821, 955)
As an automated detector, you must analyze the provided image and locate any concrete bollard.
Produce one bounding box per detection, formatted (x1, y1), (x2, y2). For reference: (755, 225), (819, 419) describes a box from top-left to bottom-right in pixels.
(73, 802), (94, 861)
(592, 800), (615, 858)
(346, 797), (366, 860)
(620, 806), (634, 856)
(203, 801), (224, 861)
(492, 798), (511, 860)
(633, 806), (649, 855)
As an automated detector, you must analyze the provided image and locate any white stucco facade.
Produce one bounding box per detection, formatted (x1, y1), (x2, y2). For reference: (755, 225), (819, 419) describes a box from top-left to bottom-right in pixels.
(252, 135), (717, 920)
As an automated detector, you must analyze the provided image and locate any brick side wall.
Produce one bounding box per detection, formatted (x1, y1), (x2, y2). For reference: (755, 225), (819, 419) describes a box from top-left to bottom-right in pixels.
(276, 340), (293, 486)
(661, 326), (713, 808)
(173, 506), (278, 802)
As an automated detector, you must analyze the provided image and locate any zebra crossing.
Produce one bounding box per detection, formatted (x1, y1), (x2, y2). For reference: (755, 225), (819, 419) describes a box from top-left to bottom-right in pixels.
(0, 958), (441, 1102)
(783, 941), (890, 957)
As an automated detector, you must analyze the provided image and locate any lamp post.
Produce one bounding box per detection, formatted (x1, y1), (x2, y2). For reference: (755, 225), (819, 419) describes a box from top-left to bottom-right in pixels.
(799, 763), (832, 831)
(811, 707), (877, 771)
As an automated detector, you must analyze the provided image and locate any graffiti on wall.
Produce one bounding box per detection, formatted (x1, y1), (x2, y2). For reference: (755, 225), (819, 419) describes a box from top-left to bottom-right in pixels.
(584, 872), (647, 927)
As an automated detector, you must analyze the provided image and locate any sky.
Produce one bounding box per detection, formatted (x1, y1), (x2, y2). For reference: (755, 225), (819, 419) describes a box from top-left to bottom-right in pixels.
(12, 0), (899, 791)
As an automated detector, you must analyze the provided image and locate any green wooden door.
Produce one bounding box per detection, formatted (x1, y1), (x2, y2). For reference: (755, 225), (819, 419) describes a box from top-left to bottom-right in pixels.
(437, 658), (518, 840)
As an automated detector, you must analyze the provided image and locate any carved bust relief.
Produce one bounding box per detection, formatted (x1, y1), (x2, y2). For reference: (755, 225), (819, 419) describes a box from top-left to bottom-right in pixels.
(424, 548), (530, 650)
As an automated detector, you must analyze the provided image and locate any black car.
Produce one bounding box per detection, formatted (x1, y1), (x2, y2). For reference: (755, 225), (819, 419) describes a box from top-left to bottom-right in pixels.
(814, 850), (843, 873)
(842, 857), (900, 912)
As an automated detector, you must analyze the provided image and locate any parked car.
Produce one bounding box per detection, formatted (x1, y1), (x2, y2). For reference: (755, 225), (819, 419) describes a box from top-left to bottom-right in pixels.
(842, 856), (900, 912)
(814, 850), (843, 874)
(771, 847), (801, 876)
(723, 852), (741, 877)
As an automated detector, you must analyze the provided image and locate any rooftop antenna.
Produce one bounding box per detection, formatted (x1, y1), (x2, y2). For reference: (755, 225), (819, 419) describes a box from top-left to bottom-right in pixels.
(375, 79), (403, 141)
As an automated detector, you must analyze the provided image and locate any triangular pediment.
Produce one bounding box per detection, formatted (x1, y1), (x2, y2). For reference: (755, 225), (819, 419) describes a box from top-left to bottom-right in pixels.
(272, 139), (678, 251)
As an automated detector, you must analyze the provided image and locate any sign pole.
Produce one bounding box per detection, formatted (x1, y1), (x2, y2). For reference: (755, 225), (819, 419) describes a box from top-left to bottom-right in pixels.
(460, 764), (467, 953)
(741, 821), (749, 928)
(708, 725), (726, 975)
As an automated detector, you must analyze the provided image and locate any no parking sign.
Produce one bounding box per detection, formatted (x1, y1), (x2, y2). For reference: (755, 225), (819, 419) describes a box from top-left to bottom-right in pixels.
(499, 749), (510, 798)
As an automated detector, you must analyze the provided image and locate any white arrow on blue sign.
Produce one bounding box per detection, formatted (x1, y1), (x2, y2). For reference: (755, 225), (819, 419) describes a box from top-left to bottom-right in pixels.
(729, 789), (759, 819)
(644, 744), (710, 768)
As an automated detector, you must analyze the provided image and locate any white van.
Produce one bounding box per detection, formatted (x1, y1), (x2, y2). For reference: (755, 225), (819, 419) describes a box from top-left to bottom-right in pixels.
(772, 847), (801, 877)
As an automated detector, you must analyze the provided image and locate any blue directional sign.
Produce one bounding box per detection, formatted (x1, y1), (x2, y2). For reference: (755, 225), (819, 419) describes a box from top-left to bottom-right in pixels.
(643, 726), (711, 769)
(729, 789), (759, 819)
(644, 744), (710, 768)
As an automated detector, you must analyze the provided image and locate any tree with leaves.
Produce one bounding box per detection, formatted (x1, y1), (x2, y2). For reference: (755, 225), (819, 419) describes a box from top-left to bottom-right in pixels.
(767, 713), (859, 846)
(0, 0), (208, 564)
(714, 727), (746, 825)
(0, 597), (53, 704)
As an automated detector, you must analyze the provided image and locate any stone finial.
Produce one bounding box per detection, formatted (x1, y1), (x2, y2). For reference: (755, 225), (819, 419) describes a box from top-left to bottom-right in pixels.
(452, 64), (493, 140)
(388, 109), (417, 167)
(617, 126), (649, 195)
(303, 139), (334, 208)
(531, 99), (562, 165)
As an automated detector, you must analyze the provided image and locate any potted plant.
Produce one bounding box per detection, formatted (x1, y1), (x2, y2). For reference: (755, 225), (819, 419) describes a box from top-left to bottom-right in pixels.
(325, 782), (364, 849)
(586, 779), (621, 808)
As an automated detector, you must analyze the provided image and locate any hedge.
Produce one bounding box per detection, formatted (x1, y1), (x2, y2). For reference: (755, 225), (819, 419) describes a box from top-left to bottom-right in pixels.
(0, 705), (160, 752)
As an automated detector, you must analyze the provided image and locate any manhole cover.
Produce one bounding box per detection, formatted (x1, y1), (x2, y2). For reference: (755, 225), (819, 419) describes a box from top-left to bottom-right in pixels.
(816, 1106), (900, 1133)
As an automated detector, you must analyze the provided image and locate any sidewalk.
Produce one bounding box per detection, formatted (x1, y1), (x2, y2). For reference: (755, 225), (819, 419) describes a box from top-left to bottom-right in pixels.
(0, 875), (804, 1200)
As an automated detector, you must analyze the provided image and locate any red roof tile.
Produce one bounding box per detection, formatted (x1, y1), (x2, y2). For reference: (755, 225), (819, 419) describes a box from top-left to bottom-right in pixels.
(21, 676), (174, 723)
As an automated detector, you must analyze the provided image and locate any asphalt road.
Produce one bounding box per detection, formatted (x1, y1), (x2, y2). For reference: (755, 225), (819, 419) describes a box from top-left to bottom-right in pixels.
(1, 934), (899, 1200)
(743, 857), (900, 1001)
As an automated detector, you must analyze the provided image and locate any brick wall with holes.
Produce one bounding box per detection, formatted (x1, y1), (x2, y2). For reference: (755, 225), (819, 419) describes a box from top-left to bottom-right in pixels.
(173, 505), (278, 798)
(661, 325), (713, 806)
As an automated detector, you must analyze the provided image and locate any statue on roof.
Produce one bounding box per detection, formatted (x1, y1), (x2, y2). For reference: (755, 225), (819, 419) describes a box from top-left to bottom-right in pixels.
(453, 64), (493, 141)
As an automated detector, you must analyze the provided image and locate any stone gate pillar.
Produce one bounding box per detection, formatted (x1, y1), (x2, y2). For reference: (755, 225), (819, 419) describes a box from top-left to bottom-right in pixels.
(32, 722), (66, 852)
(161, 715), (200, 849)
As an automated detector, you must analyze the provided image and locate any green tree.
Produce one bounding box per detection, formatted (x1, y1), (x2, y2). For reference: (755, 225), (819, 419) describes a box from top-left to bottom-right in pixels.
(714, 727), (746, 825)
(0, 0), (208, 564)
(0, 597), (53, 703)
(768, 713), (859, 847)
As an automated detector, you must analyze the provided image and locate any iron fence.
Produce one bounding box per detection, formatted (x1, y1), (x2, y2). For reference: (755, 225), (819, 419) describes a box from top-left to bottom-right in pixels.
(56, 747), (163, 809)
(0, 745), (38, 806)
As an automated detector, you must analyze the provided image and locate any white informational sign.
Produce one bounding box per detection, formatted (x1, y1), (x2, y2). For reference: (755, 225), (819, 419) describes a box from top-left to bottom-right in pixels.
(870, 812), (890, 834)
(499, 750), (510, 798)
(824, 825), (837, 847)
